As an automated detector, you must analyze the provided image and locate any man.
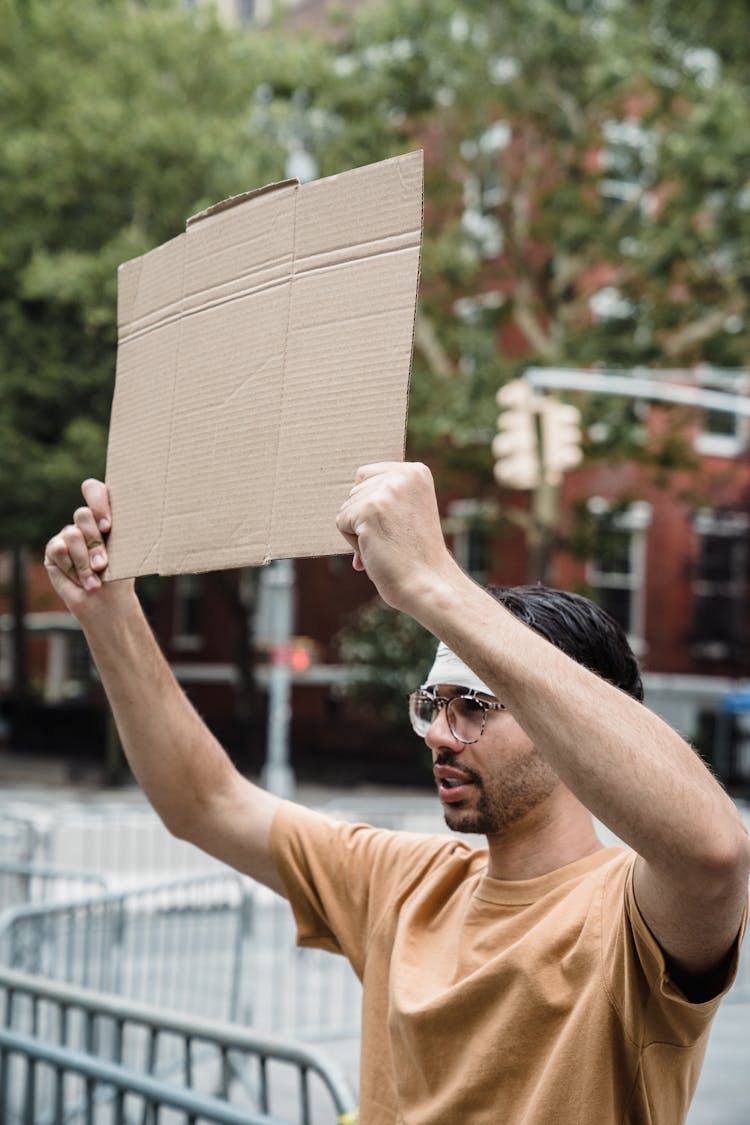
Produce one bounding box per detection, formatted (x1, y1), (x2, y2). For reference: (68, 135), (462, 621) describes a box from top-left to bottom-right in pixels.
(45, 461), (749, 1124)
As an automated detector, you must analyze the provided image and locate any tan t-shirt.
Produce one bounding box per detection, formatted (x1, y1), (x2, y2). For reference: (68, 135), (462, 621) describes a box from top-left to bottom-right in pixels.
(271, 802), (744, 1125)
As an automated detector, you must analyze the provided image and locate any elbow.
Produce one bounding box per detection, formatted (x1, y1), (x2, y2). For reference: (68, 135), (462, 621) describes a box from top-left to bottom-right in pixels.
(152, 788), (210, 844)
(151, 802), (192, 843)
(700, 824), (750, 897)
(163, 810), (191, 842)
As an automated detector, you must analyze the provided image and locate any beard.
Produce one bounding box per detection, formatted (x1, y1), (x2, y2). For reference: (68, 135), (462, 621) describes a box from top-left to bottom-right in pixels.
(436, 747), (559, 836)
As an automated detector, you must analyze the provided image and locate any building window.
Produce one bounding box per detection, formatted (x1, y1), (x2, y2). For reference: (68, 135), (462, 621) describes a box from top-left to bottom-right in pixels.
(585, 498), (651, 654)
(68, 632), (92, 682)
(173, 574), (204, 651)
(691, 511), (748, 659)
(445, 500), (498, 585)
(693, 370), (749, 458)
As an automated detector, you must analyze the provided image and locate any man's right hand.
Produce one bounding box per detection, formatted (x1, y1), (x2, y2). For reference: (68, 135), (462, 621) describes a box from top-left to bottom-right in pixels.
(44, 478), (134, 619)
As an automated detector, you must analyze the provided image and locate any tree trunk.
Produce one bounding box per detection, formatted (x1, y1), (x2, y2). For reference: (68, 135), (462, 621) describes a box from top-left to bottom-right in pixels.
(10, 544), (28, 701)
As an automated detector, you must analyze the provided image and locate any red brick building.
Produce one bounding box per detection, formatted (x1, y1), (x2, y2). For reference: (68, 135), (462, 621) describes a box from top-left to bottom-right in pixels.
(3, 381), (749, 791)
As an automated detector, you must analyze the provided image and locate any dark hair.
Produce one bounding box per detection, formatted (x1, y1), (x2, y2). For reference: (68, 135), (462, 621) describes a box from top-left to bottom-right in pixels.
(487, 585), (644, 702)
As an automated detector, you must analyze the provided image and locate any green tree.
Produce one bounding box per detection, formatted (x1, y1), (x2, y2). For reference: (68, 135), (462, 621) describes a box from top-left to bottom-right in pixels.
(336, 0), (749, 466)
(337, 597), (436, 724)
(0, 0), (336, 545)
(634, 0), (750, 91)
(0, 0), (339, 696)
(329, 0), (749, 698)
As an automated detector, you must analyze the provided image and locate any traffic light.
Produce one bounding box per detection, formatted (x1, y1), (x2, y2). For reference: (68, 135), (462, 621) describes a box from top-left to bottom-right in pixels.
(269, 636), (317, 672)
(540, 399), (583, 486)
(492, 380), (541, 490)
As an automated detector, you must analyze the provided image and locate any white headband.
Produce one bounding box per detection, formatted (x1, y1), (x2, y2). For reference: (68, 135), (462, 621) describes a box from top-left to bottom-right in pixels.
(422, 642), (494, 696)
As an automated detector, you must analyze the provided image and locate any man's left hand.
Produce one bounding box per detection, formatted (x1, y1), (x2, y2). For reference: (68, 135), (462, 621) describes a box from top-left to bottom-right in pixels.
(336, 461), (460, 614)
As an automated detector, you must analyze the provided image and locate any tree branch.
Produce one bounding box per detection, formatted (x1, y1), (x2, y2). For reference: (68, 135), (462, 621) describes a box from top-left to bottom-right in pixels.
(658, 302), (743, 358)
(413, 309), (454, 378)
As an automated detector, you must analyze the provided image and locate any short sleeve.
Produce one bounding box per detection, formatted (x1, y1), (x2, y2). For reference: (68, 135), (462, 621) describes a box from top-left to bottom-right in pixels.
(270, 800), (470, 978)
(601, 853), (748, 1047)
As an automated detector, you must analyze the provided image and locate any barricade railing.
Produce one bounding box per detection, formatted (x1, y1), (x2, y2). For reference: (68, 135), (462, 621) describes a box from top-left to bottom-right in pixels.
(1, 803), (224, 886)
(0, 814), (44, 865)
(0, 873), (254, 1024)
(0, 967), (359, 1125)
(40, 804), (225, 886)
(249, 888), (362, 1041)
(0, 861), (108, 914)
(0, 863), (363, 1040)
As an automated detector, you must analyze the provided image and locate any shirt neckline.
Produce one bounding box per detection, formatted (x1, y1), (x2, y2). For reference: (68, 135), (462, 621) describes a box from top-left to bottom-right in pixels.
(473, 846), (627, 906)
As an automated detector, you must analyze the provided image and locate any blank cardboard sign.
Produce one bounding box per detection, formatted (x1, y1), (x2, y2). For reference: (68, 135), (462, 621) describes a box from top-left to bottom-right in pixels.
(104, 150), (423, 579)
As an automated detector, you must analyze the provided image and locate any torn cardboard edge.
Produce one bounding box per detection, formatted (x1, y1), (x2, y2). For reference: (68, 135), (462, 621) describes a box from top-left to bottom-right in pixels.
(186, 179), (299, 226)
(104, 149), (424, 580)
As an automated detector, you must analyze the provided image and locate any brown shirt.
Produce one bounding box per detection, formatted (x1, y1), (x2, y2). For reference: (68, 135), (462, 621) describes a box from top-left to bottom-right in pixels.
(271, 802), (745, 1124)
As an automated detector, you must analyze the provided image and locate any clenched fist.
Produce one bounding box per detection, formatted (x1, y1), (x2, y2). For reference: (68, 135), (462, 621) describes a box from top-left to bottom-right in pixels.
(336, 461), (460, 615)
(44, 479), (134, 620)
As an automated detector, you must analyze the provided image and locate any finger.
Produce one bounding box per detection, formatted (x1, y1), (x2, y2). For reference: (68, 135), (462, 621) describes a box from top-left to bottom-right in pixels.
(353, 461), (404, 484)
(44, 533), (80, 584)
(61, 525), (101, 591)
(73, 507), (108, 572)
(81, 478), (112, 534)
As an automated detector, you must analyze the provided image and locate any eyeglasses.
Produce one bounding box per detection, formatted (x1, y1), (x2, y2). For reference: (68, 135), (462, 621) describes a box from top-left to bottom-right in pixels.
(407, 688), (506, 744)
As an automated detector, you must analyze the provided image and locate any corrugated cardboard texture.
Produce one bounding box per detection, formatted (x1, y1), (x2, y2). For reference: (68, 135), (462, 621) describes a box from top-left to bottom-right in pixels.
(104, 150), (423, 578)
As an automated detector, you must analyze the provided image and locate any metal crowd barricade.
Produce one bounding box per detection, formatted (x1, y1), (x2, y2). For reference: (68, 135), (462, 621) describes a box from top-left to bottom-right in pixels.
(0, 814), (44, 865)
(249, 888), (362, 1042)
(38, 802), (226, 886)
(0, 861), (108, 914)
(0, 967), (359, 1125)
(0, 865), (363, 1041)
(0, 873), (254, 1024)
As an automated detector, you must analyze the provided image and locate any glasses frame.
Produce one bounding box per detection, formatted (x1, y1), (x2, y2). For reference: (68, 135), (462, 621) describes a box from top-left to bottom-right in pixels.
(407, 687), (506, 744)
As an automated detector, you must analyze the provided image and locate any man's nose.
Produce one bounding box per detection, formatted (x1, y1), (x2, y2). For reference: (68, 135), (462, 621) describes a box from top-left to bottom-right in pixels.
(425, 705), (465, 753)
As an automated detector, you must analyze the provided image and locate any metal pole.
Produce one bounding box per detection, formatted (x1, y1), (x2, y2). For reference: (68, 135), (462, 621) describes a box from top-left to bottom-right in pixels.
(260, 560), (296, 799)
(529, 476), (559, 585)
(523, 367), (750, 415)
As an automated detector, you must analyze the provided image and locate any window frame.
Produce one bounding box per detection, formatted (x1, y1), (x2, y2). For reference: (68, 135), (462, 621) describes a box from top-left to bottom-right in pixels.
(691, 510), (749, 659)
(172, 573), (205, 652)
(585, 497), (651, 655)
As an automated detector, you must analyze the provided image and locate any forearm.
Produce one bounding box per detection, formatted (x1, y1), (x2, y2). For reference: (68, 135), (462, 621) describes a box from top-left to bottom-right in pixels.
(81, 589), (246, 837)
(43, 480), (284, 890)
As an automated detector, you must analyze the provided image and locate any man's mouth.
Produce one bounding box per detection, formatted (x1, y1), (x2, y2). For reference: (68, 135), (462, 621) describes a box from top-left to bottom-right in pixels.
(434, 765), (477, 803)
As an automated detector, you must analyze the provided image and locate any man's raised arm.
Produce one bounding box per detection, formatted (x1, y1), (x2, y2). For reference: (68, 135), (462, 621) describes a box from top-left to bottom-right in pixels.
(337, 461), (750, 984)
(44, 479), (285, 895)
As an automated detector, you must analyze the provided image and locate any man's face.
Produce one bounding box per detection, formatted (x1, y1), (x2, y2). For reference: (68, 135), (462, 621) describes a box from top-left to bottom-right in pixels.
(426, 684), (559, 836)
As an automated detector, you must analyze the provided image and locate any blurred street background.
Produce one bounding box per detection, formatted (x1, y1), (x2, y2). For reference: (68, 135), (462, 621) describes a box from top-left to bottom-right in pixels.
(2, 0), (750, 1120)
